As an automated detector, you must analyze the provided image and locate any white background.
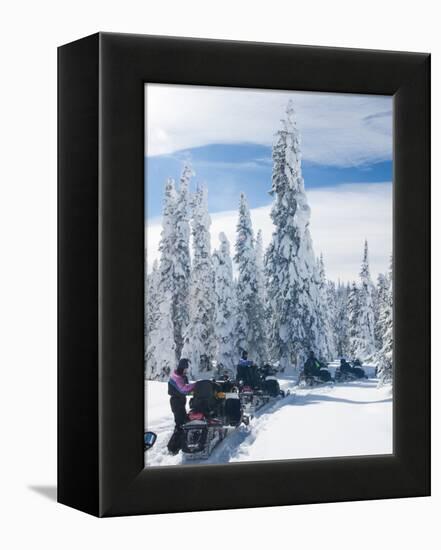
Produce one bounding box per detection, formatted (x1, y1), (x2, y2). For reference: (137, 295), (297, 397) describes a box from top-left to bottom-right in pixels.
(0, 1), (439, 548)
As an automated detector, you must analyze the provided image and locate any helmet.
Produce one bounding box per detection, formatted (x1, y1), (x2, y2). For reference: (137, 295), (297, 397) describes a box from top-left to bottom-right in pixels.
(177, 358), (190, 374)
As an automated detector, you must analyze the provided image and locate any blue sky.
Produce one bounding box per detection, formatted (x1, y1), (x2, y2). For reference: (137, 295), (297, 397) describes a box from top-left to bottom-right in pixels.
(144, 84), (393, 282)
(145, 144), (392, 219)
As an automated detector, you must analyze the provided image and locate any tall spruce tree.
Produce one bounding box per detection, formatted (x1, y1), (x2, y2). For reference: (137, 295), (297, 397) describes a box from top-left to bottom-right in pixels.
(255, 230), (269, 362)
(212, 232), (237, 373)
(326, 280), (340, 357)
(144, 257), (160, 377)
(145, 259), (160, 342)
(145, 290), (176, 380)
(374, 272), (389, 351)
(145, 179), (178, 379)
(157, 178), (177, 294)
(172, 164), (193, 358)
(255, 230), (266, 304)
(354, 240), (377, 360)
(181, 184), (216, 376)
(316, 254), (336, 360)
(347, 281), (360, 358)
(377, 257), (393, 383)
(265, 101), (321, 371)
(234, 193), (267, 363)
(334, 281), (350, 357)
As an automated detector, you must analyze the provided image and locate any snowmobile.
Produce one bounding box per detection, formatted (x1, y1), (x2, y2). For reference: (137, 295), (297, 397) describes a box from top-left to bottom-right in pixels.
(298, 364), (333, 388)
(181, 379), (249, 460)
(334, 365), (367, 383)
(238, 364), (287, 416)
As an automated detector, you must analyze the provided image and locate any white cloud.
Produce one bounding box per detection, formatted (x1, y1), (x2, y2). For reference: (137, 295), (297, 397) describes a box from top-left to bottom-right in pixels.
(308, 182), (392, 282)
(145, 182), (392, 283)
(145, 84), (392, 167)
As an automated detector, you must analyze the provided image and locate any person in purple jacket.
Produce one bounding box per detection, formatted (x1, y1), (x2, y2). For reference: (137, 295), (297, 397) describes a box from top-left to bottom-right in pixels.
(167, 358), (196, 454)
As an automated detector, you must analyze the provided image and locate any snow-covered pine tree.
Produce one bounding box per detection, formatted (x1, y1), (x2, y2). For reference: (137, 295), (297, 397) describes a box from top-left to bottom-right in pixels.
(334, 281), (350, 357)
(374, 272), (389, 351)
(255, 229), (269, 362)
(172, 164), (193, 359)
(234, 193), (267, 364)
(354, 240), (377, 360)
(181, 184), (216, 377)
(145, 178), (178, 380)
(347, 281), (360, 359)
(144, 249), (149, 341)
(315, 254), (337, 360)
(212, 232), (237, 374)
(145, 259), (160, 341)
(326, 280), (339, 356)
(145, 290), (176, 380)
(157, 177), (177, 295)
(264, 101), (321, 371)
(255, 230), (266, 301)
(377, 257), (393, 384)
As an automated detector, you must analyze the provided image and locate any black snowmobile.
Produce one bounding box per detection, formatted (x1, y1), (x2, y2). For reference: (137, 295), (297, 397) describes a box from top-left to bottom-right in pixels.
(298, 361), (333, 387)
(181, 378), (248, 459)
(238, 364), (287, 416)
(334, 360), (367, 382)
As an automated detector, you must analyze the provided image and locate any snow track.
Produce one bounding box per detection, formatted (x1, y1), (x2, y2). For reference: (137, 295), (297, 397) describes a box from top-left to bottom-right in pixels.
(144, 377), (392, 467)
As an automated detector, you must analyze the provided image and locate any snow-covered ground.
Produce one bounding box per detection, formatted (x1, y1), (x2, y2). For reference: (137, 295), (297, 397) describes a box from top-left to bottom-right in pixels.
(144, 376), (392, 468)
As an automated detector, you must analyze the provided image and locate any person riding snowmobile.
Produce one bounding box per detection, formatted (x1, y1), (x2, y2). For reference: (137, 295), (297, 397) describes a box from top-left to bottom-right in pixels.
(339, 358), (353, 374)
(350, 358), (366, 378)
(236, 350), (258, 388)
(304, 351), (319, 376)
(303, 351), (331, 382)
(167, 358), (196, 455)
(338, 358), (365, 379)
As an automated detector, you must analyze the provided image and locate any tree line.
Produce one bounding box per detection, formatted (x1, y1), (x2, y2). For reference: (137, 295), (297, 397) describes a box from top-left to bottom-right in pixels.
(145, 102), (393, 384)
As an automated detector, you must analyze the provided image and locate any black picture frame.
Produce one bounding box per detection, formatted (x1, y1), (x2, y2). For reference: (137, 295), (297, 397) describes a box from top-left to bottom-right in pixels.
(58, 32), (430, 517)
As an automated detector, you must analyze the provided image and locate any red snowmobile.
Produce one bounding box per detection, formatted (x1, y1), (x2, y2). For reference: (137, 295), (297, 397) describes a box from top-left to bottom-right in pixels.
(181, 378), (249, 459)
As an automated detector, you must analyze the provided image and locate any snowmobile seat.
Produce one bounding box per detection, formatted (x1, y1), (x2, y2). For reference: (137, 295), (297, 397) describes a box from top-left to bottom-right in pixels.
(190, 380), (217, 416)
(194, 379), (215, 398)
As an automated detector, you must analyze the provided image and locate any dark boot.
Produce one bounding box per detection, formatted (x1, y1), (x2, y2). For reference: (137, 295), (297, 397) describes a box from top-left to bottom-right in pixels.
(167, 427), (183, 455)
